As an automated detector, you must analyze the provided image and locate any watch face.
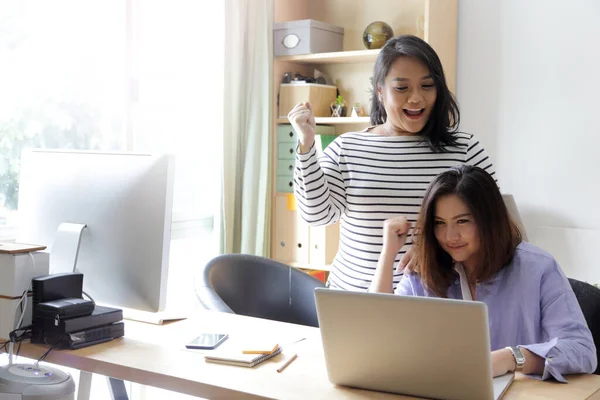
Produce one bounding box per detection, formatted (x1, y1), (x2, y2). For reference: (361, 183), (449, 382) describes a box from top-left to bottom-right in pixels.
(512, 347), (526, 364)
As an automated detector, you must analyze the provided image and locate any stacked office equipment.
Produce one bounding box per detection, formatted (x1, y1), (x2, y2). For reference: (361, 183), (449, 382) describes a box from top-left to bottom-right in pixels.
(31, 273), (124, 349)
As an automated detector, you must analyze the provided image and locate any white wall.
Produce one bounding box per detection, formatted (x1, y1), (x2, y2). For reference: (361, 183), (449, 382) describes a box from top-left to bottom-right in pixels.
(457, 0), (600, 284)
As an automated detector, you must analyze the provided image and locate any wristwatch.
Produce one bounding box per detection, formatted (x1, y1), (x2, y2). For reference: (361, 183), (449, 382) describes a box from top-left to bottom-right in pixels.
(506, 346), (526, 372)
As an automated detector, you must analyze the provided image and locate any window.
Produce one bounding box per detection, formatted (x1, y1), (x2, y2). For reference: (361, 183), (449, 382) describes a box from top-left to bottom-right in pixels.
(0, 0), (223, 235)
(0, 0), (224, 310)
(0, 1), (127, 238)
(131, 0), (223, 226)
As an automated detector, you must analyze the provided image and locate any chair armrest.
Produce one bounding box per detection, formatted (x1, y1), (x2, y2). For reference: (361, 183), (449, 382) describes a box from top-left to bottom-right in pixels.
(195, 285), (235, 314)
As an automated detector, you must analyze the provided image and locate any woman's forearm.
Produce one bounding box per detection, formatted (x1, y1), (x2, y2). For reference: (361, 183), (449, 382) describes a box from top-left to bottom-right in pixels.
(370, 250), (397, 294)
(294, 144), (345, 227)
(297, 138), (315, 154)
(491, 348), (545, 377)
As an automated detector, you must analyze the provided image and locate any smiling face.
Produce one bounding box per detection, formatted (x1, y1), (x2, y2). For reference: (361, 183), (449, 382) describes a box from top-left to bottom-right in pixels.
(433, 194), (482, 272)
(378, 56), (437, 134)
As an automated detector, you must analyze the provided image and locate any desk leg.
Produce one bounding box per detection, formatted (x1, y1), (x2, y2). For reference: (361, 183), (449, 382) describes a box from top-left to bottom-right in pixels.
(107, 377), (130, 400)
(77, 371), (93, 400)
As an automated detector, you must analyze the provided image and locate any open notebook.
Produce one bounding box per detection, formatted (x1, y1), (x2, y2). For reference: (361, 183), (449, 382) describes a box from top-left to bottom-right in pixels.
(205, 346), (282, 367)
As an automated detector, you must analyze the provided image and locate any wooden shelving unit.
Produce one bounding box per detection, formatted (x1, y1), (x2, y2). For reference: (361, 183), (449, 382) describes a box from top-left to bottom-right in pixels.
(277, 116), (371, 125)
(271, 0), (458, 274)
(275, 49), (380, 65)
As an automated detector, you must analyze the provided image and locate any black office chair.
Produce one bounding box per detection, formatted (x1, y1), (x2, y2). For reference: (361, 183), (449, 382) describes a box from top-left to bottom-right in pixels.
(569, 278), (600, 375)
(195, 254), (326, 327)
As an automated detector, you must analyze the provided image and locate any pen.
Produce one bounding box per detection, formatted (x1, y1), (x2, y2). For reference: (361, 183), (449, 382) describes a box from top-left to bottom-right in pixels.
(277, 353), (298, 373)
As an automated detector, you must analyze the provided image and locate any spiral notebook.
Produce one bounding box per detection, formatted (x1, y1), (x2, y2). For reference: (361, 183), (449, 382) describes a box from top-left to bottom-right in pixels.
(205, 346), (283, 367)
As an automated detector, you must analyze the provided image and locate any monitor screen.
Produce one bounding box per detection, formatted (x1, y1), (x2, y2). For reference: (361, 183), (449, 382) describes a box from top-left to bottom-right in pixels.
(17, 149), (175, 312)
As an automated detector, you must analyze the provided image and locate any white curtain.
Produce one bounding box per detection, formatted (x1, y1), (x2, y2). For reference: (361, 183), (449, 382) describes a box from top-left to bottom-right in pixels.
(220, 0), (273, 256)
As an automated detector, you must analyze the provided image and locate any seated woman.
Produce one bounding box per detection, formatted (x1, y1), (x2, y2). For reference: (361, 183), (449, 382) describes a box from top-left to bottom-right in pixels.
(371, 165), (597, 381)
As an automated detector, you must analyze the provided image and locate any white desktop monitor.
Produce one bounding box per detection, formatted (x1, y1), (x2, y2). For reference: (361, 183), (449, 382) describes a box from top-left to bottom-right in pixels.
(16, 149), (175, 313)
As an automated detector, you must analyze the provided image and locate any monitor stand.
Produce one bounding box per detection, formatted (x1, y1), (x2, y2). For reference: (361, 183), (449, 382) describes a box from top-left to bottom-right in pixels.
(50, 222), (188, 325)
(49, 222), (87, 274)
(120, 307), (188, 325)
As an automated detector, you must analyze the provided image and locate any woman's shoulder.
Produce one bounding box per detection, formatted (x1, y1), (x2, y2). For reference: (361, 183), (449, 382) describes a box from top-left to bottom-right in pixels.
(448, 131), (474, 147)
(504, 242), (576, 300)
(450, 131), (474, 141)
(507, 241), (561, 275)
(513, 241), (556, 262)
(490, 242), (567, 296)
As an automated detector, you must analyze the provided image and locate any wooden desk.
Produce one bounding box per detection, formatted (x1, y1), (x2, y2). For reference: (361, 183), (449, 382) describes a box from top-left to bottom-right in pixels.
(6, 311), (600, 399)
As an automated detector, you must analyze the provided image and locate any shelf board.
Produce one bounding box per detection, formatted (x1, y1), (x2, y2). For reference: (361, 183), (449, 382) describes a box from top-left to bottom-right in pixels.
(277, 116), (371, 125)
(275, 49), (380, 65)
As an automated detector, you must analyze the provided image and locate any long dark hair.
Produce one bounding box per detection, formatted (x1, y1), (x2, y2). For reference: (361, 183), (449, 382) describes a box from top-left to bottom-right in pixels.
(414, 166), (522, 297)
(370, 35), (460, 152)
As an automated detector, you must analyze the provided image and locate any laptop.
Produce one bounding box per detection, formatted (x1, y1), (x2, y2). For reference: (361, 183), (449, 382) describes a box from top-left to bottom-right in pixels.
(314, 288), (514, 400)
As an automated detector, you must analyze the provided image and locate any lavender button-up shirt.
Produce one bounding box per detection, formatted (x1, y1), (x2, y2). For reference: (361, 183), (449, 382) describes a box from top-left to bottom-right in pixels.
(395, 241), (597, 382)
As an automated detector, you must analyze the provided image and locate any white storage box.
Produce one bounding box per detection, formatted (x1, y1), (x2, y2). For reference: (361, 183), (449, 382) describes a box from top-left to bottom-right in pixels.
(274, 19), (344, 56)
(0, 251), (49, 298)
(0, 295), (33, 340)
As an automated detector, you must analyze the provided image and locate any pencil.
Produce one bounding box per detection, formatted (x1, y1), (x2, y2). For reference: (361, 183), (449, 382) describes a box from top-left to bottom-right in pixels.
(277, 353), (298, 373)
(243, 344), (279, 355)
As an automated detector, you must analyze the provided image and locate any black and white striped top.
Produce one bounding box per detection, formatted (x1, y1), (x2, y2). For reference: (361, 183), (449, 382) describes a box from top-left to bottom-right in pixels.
(293, 131), (496, 291)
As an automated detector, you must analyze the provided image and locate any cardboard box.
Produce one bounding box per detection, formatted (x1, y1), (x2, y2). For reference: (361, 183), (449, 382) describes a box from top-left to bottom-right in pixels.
(274, 19), (344, 56)
(279, 83), (337, 118)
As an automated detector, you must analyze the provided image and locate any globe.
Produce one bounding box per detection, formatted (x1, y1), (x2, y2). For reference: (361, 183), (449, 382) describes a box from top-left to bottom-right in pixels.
(362, 21), (394, 50)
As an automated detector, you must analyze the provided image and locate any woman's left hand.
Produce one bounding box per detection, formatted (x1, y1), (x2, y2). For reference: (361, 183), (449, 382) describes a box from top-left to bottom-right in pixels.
(491, 348), (515, 377)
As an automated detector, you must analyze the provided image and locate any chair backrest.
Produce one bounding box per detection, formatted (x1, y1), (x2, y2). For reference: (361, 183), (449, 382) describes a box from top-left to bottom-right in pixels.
(569, 278), (600, 375)
(502, 194), (528, 241)
(195, 254), (326, 327)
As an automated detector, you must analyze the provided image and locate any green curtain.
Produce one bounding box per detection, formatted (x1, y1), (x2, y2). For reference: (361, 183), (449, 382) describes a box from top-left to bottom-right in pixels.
(220, 0), (273, 256)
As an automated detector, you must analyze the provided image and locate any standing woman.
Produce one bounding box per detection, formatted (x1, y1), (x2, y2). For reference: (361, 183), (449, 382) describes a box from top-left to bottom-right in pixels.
(289, 35), (495, 291)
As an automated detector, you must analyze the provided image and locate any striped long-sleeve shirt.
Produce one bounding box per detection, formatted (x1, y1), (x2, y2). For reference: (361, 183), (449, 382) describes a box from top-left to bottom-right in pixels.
(293, 130), (496, 291)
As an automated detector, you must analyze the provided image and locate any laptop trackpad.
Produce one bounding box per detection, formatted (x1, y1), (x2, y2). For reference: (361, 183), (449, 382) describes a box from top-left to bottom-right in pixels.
(493, 373), (515, 400)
